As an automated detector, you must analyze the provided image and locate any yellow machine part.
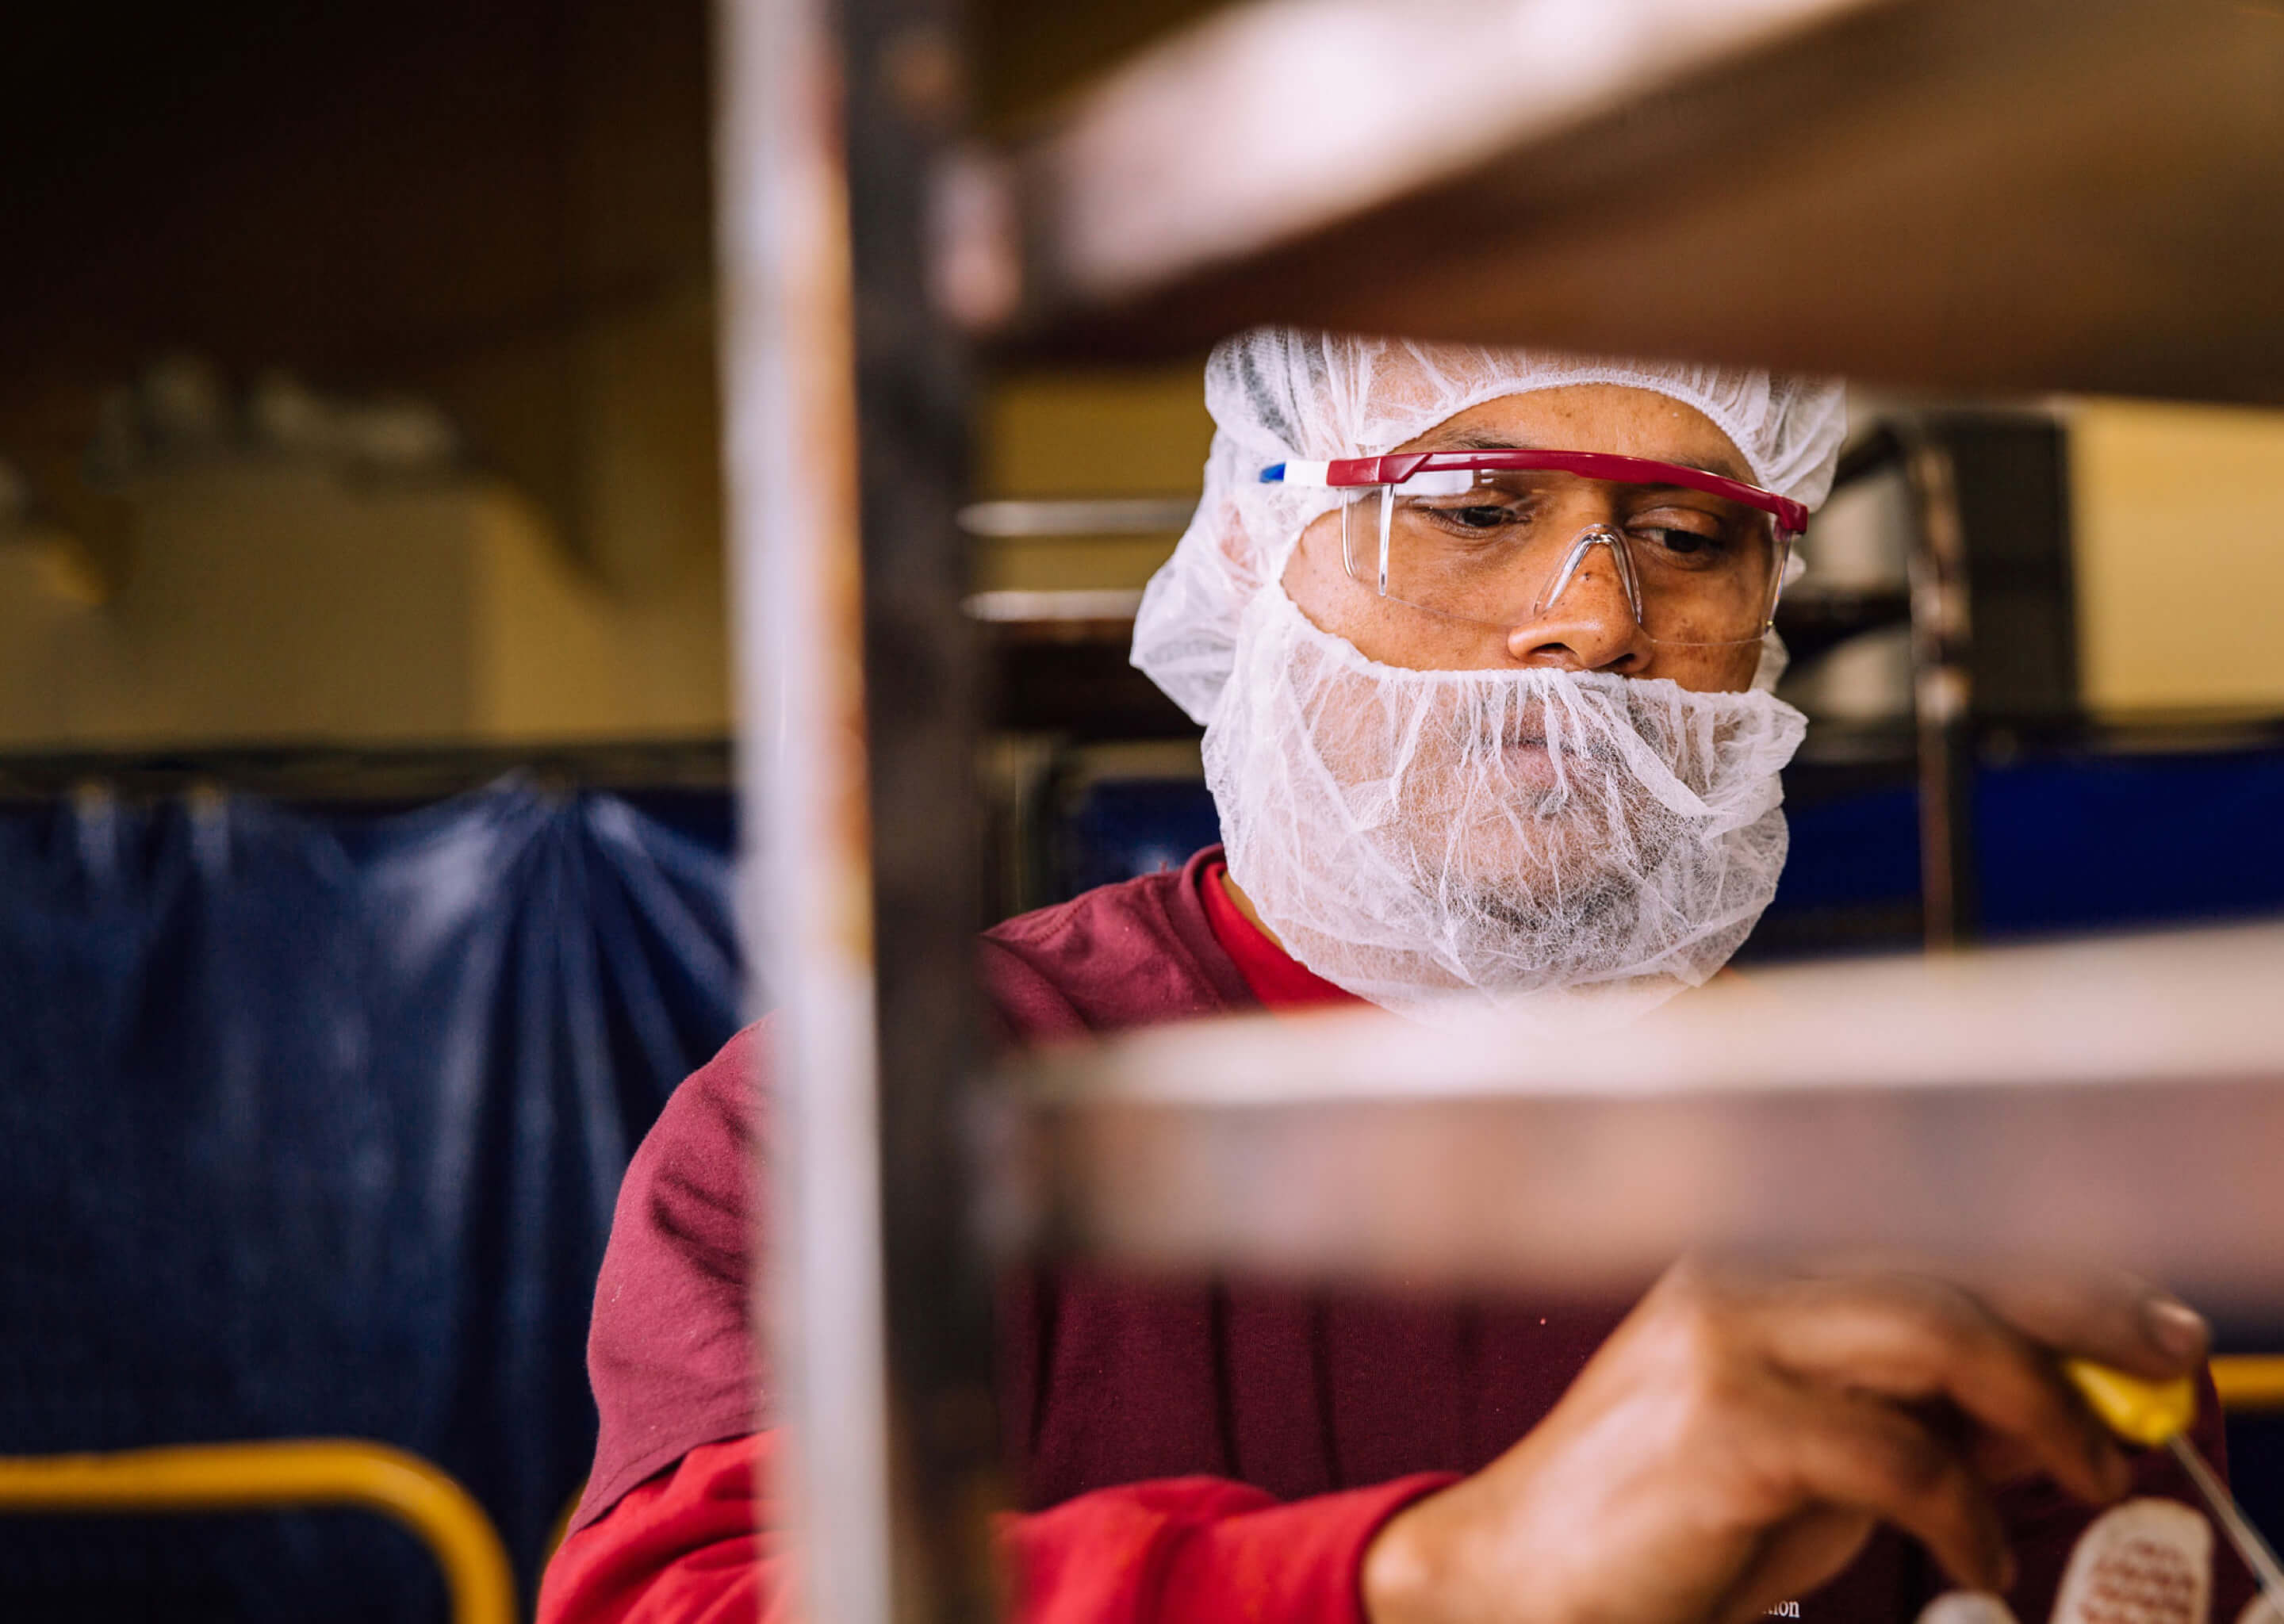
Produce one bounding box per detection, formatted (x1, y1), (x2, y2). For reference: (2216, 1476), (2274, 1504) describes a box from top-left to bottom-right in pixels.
(0, 1438), (513, 1624)
(2214, 1356), (2284, 1413)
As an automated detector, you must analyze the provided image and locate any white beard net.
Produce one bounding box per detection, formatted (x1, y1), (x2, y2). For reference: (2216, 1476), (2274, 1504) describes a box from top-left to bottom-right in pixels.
(1139, 327), (1847, 1020)
(1206, 580), (1808, 1024)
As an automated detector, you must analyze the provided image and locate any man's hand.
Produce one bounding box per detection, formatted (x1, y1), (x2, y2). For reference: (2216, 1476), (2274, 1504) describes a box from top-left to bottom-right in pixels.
(1362, 1256), (2212, 1624)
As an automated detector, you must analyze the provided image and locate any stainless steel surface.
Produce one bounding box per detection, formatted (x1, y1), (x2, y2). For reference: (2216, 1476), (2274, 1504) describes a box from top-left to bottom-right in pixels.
(957, 497), (1196, 537)
(717, 0), (891, 1618)
(1003, 0), (1858, 313)
(966, 0), (2284, 402)
(1003, 923), (2284, 1306)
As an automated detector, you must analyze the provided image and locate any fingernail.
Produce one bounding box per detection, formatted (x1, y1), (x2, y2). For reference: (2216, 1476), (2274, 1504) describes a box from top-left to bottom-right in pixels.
(2143, 1298), (2209, 1362)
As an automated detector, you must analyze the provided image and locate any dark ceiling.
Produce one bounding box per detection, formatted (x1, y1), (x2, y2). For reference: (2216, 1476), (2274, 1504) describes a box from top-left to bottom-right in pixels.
(0, 0), (712, 394)
(0, 0), (1223, 400)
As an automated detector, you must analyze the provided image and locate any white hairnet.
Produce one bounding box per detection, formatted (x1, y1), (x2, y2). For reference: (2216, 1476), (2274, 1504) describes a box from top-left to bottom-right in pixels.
(1132, 327), (1849, 724)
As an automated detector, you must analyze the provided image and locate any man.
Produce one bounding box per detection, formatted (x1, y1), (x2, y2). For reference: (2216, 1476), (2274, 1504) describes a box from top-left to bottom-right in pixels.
(540, 331), (2245, 1624)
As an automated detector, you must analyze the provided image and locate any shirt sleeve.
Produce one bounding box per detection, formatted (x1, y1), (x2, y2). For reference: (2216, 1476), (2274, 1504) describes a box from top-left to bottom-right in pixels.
(572, 1025), (772, 1534)
(539, 1428), (1453, 1624)
(1005, 1468), (1455, 1624)
(538, 1434), (795, 1624)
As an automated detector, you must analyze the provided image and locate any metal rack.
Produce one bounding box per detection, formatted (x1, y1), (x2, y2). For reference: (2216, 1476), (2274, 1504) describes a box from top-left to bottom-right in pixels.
(713, 1), (2284, 1618)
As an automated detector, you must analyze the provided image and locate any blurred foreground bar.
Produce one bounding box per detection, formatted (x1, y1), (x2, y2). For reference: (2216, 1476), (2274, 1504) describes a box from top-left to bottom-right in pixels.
(972, 0), (2284, 401)
(1006, 923), (2284, 1307)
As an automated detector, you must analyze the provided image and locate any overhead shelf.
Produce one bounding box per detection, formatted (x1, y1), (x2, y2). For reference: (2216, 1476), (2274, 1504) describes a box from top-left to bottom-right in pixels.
(968, 0), (2284, 403)
(1004, 919), (2284, 1304)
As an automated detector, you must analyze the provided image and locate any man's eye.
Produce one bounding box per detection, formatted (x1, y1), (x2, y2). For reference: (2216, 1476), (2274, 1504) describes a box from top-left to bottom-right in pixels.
(1636, 526), (1725, 557)
(1439, 504), (1519, 530)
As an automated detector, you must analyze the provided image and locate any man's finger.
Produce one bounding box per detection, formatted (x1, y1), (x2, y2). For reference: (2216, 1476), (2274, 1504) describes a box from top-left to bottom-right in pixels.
(1715, 1505), (1877, 1624)
(1788, 1254), (2208, 1380)
(1742, 1273), (2129, 1505)
(1966, 1264), (2209, 1381)
(1738, 1380), (2013, 1595)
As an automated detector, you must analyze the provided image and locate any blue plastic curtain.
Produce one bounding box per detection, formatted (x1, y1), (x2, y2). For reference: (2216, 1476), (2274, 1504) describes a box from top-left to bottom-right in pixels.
(0, 779), (742, 1620)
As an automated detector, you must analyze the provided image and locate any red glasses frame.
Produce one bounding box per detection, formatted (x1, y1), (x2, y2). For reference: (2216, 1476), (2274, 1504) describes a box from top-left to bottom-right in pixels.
(1316, 449), (1809, 538)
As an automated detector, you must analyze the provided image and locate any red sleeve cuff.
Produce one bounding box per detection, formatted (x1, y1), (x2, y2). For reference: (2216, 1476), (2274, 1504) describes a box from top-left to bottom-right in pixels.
(549, 1423), (1458, 1624)
(1008, 1471), (1458, 1624)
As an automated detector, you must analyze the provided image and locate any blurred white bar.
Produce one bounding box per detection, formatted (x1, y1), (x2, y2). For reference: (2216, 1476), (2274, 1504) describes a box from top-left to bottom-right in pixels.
(715, 0), (891, 1620)
(956, 497), (1195, 536)
(1020, 0), (1863, 306)
(964, 588), (1146, 622)
(968, 0), (2284, 404)
(1006, 922), (2284, 1308)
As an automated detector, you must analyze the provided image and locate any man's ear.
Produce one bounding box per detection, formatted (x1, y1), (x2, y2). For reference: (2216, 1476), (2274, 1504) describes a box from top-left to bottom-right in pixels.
(1212, 501), (1262, 584)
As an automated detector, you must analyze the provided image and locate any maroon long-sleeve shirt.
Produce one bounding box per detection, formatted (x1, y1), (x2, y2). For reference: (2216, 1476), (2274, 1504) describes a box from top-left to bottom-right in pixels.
(541, 846), (2250, 1624)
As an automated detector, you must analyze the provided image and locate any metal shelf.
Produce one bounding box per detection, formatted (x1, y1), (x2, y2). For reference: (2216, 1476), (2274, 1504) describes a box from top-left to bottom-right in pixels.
(966, 0), (2284, 403)
(715, 2), (2284, 1618)
(1002, 921), (2284, 1307)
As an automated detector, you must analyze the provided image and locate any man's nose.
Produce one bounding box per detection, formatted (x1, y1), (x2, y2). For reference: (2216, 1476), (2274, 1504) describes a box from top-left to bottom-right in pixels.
(1506, 531), (1652, 673)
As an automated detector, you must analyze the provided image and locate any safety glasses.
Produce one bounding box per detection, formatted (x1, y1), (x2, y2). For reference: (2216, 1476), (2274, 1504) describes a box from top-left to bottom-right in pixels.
(1262, 450), (1805, 649)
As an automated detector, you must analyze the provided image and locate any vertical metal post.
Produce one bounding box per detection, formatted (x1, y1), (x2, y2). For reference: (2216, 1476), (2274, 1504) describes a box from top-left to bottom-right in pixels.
(1902, 424), (1979, 950)
(718, 0), (889, 1618)
(839, 0), (1005, 1614)
(719, 0), (991, 1618)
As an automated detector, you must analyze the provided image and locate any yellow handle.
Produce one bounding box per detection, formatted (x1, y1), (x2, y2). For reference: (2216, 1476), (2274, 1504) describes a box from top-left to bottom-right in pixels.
(2064, 1358), (2199, 1447)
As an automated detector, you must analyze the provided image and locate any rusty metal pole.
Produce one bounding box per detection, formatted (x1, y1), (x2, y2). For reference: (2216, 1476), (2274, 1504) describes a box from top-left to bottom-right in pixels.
(1901, 423), (1979, 950)
(717, 0), (891, 1618)
(718, 0), (992, 1618)
(837, 0), (1005, 1614)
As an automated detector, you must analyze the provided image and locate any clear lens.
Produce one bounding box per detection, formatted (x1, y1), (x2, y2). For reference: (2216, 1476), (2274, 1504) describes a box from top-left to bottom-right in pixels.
(1341, 471), (1786, 647)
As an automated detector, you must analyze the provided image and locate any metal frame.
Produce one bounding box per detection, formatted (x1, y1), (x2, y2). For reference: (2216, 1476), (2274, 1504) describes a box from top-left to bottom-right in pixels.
(717, 1), (893, 1618)
(2217, 1360), (2284, 1413)
(719, 0), (992, 1617)
(1828, 419), (1981, 949)
(1899, 423), (1980, 948)
(0, 742), (732, 803)
(0, 1440), (514, 1624)
(1000, 919), (2284, 1306)
(715, 2), (2284, 1621)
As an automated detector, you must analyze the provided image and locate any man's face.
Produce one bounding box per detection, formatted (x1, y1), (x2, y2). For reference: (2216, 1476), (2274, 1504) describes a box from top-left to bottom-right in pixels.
(1268, 385), (1771, 922)
(1280, 384), (1766, 695)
